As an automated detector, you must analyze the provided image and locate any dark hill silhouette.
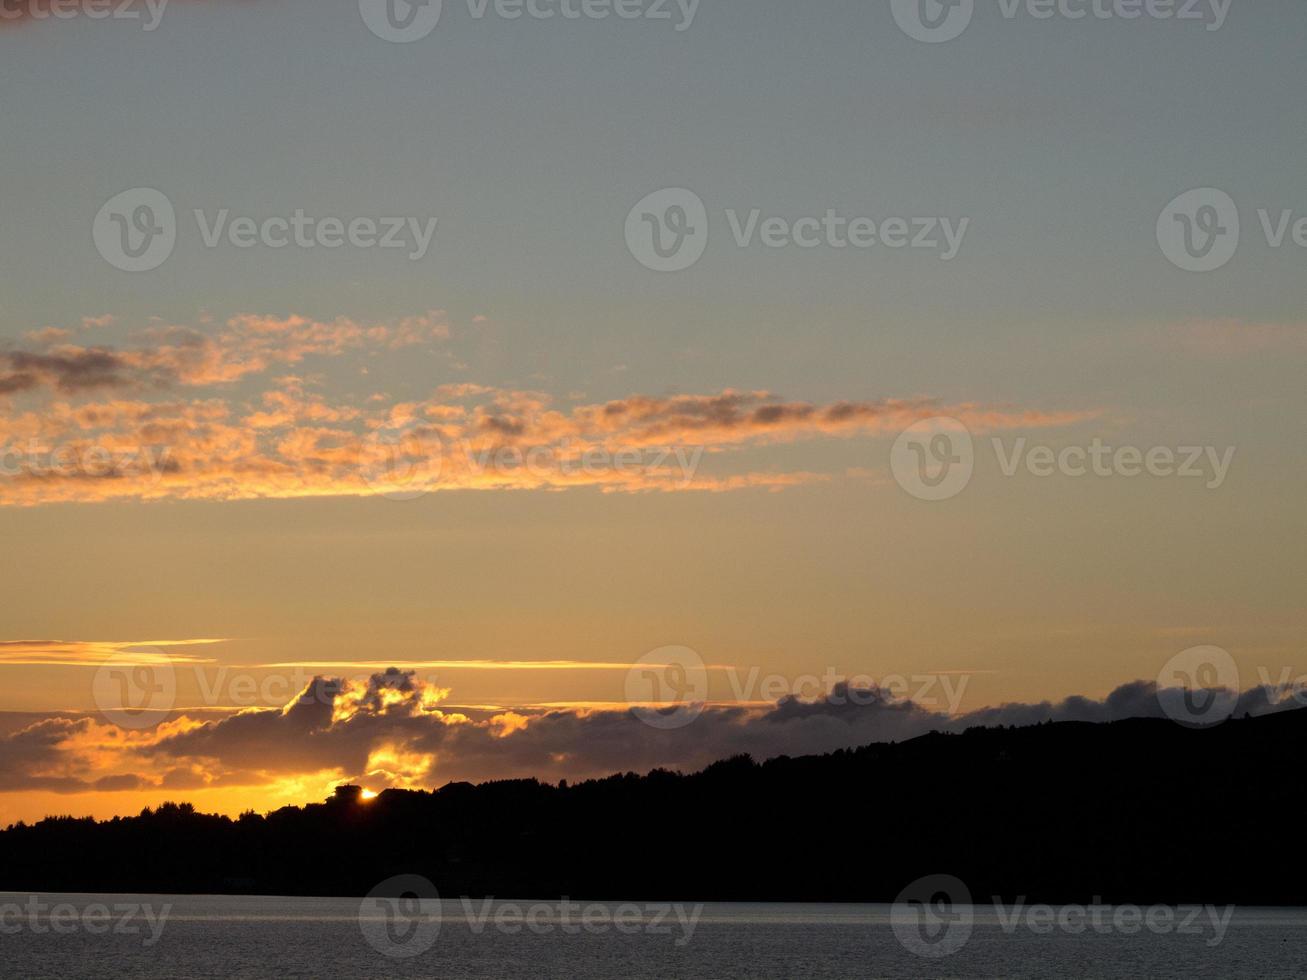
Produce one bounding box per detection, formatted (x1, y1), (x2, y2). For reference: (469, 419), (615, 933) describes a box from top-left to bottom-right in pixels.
(2, 708), (1303, 903)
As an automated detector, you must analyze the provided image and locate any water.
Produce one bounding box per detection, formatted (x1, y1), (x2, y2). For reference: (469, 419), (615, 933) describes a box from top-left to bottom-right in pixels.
(1, 894), (1303, 978)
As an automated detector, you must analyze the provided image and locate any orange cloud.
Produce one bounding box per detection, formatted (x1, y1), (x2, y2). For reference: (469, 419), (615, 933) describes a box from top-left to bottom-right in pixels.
(1, 312), (449, 395)
(0, 311), (1098, 506)
(0, 639), (227, 667)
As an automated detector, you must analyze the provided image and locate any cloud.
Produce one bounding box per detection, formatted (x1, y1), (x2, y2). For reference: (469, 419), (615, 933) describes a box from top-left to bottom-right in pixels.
(0, 312), (450, 398)
(0, 384), (1084, 504)
(1, 666), (1298, 801)
(0, 717), (92, 792)
(256, 659), (727, 672)
(0, 349), (132, 395)
(1, 313), (1096, 505)
(0, 639), (226, 667)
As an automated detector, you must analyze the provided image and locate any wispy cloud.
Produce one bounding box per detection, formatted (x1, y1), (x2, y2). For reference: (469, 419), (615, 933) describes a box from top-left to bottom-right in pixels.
(258, 659), (731, 671)
(0, 312), (1098, 507)
(0, 639), (227, 667)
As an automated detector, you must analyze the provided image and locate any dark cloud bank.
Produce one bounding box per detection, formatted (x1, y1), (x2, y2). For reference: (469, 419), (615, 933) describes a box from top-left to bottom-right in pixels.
(147, 671), (1300, 788)
(2, 669), (1296, 796)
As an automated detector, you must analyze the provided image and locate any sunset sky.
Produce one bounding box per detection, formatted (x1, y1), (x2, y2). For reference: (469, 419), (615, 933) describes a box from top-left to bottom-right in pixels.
(2, 0), (1305, 825)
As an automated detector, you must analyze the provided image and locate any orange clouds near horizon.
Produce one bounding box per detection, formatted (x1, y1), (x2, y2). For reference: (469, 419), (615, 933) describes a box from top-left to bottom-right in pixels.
(1, 662), (1296, 827)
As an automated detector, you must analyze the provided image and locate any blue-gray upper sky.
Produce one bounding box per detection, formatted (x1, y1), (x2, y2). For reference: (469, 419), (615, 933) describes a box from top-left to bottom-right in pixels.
(5, 0), (1305, 401)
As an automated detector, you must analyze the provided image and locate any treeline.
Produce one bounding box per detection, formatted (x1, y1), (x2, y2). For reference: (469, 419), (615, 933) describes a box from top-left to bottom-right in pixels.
(2, 708), (1303, 904)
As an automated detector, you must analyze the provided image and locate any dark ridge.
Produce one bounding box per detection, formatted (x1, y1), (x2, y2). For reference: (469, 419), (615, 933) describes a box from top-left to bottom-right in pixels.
(2, 708), (1303, 904)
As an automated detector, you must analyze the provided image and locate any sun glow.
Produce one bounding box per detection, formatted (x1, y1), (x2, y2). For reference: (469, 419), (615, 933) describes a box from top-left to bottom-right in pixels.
(360, 789), (379, 801)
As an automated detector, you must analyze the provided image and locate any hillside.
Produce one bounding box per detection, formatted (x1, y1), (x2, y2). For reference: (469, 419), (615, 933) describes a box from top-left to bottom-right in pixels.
(2, 708), (1302, 903)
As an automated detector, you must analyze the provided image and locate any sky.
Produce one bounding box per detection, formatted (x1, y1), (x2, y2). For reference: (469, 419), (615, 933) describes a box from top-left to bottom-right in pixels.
(1, 0), (1304, 824)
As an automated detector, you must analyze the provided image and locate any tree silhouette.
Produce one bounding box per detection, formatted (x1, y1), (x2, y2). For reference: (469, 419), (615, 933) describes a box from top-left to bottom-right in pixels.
(2, 708), (1303, 903)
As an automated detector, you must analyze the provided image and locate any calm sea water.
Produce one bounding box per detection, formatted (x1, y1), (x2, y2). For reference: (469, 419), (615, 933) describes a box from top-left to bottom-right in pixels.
(1, 893), (1304, 978)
